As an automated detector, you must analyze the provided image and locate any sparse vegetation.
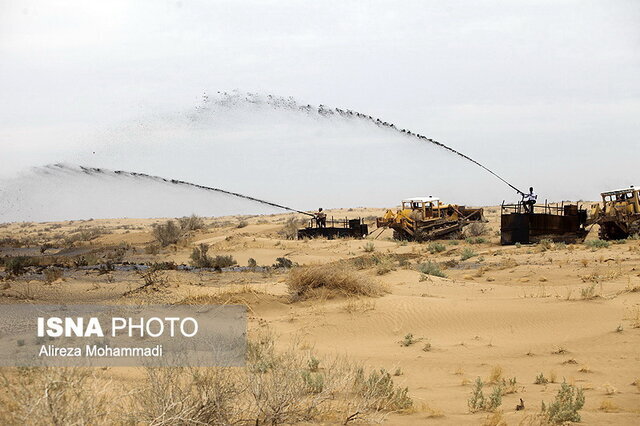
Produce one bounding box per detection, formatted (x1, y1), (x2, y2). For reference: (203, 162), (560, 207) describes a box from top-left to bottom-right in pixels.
(3, 256), (37, 275)
(0, 333), (412, 425)
(580, 283), (598, 300)
(466, 237), (487, 245)
(362, 242), (375, 253)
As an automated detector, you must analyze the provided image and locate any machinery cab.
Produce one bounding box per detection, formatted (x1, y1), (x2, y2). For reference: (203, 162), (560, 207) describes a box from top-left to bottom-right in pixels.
(400, 197), (458, 221)
(377, 195), (484, 241)
(599, 186), (639, 215)
(590, 186), (640, 240)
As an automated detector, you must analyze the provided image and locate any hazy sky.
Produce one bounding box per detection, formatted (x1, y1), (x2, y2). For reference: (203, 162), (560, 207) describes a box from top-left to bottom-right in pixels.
(1, 1), (639, 218)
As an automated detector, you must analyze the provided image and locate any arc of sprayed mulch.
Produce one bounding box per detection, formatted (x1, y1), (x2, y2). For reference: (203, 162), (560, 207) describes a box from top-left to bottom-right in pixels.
(59, 164), (315, 217)
(212, 92), (525, 194)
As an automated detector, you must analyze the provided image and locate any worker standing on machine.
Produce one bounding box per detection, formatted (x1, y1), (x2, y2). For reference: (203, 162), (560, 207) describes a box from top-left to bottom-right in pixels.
(315, 208), (327, 228)
(521, 187), (538, 213)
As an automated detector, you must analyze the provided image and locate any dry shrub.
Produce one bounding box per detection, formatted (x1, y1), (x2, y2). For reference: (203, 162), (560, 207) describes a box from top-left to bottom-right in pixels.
(43, 267), (63, 284)
(178, 287), (285, 309)
(483, 410), (507, 426)
(130, 332), (413, 424)
(287, 264), (384, 301)
(465, 222), (488, 237)
(278, 216), (302, 240)
(342, 298), (376, 313)
(599, 399), (618, 412)
(178, 214), (206, 232)
(1, 334), (413, 425)
(130, 366), (245, 425)
(124, 270), (169, 296)
(0, 367), (113, 425)
(488, 365), (503, 383)
(152, 220), (182, 246)
(190, 243), (237, 269)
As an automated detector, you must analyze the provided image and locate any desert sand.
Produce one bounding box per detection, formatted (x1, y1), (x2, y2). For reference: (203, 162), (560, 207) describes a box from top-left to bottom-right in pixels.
(0, 206), (639, 425)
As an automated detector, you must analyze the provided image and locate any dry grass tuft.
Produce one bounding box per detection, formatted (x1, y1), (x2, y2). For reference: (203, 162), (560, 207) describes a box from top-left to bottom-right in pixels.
(488, 365), (503, 383)
(287, 264), (385, 301)
(178, 286), (285, 310)
(482, 410), (507, 426)
(342, 298), (376, 314)
(599, 399), (618, 412)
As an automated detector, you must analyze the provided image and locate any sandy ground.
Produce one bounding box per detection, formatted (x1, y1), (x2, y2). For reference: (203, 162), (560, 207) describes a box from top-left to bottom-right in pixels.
(0, 206), (639, 424)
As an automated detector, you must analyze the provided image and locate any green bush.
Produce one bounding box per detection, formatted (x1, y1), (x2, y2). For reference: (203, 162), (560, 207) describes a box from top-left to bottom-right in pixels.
(401, 333), (416, 347)
(4, 256), (37, 275)
(460, 248), (477, 260)
(465, 237), (486, 245)
(354, 368), (412, 411)
(541, 381), (585, 424)
(417, 261), (446, 278)
(428, 242), (446, 254)
(585, 239), (610, 250)
(535, 373), (549, 385)
(468, 377), (503, 412)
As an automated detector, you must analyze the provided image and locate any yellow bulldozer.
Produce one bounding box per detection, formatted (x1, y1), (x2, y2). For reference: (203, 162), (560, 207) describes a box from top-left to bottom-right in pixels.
(589, 186), (640, 240)
(377, 196), (485, 241)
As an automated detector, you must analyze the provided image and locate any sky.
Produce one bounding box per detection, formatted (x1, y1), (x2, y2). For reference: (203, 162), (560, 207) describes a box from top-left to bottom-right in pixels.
(0, 1), (639, 220)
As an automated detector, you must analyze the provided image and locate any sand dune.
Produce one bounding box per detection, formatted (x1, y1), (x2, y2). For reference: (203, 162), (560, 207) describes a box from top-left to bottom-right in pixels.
(0, 207), (638, 424)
